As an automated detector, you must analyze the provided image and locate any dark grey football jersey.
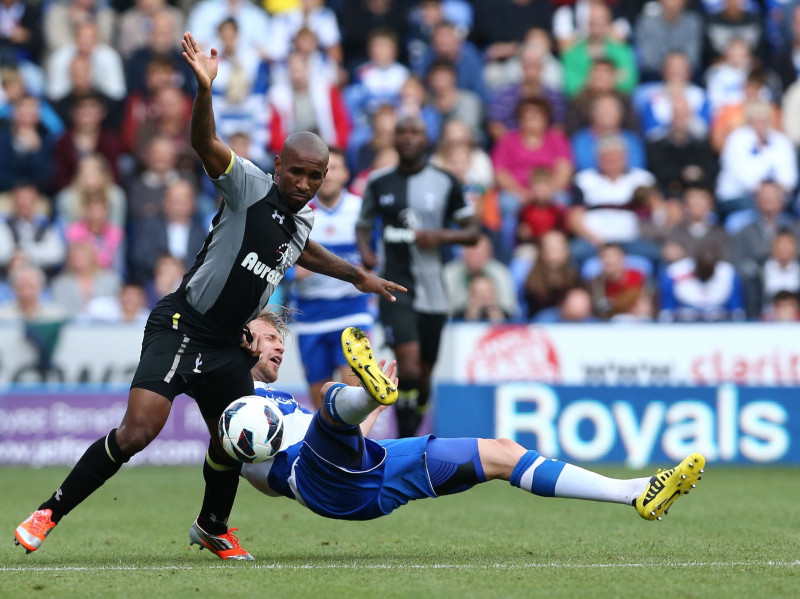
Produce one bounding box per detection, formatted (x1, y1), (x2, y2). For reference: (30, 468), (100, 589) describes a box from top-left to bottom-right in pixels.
(168, 154), (314, 340)
(358, 164), (474, 313)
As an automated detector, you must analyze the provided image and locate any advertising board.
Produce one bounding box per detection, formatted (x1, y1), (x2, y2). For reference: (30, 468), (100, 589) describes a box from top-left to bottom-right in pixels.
(435, 383), (798, 466)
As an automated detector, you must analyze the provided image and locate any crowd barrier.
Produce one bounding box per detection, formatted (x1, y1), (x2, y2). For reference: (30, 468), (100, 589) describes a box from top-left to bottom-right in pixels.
(2, 322), (798, 466)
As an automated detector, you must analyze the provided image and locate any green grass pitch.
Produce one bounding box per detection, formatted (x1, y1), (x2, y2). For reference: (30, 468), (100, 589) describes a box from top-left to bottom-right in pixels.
(1, 465), (798, 598)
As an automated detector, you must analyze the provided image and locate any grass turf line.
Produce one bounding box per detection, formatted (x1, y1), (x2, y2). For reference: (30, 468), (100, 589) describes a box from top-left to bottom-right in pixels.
(1, 465), (798, 598)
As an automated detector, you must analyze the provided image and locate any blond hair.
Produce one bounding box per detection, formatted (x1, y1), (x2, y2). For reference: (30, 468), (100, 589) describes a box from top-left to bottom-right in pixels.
(251, 306), (293, 341)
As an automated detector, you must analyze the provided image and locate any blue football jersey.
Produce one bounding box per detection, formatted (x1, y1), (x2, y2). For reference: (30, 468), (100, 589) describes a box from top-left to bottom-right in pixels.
(241, 382), (437, 517)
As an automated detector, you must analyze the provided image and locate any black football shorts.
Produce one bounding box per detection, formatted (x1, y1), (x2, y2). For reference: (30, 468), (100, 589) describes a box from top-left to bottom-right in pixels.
(378, 298), (447, 363)
(131, 322), (257, 420)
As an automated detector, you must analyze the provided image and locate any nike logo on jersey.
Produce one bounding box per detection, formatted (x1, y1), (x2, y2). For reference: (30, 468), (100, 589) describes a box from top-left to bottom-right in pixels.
(241, 252), (285, 284)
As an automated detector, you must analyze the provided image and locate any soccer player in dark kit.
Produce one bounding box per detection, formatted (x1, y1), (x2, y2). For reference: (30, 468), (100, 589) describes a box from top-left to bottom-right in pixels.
(14, 32), (405, 561)
(357, 114), (480, 437)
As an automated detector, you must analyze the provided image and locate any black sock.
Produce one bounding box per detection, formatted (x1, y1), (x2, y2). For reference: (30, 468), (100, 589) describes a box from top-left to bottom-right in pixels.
(396, 388), (421, 438)
(197, 447), (242, 535)
(39, 429), (129, 523)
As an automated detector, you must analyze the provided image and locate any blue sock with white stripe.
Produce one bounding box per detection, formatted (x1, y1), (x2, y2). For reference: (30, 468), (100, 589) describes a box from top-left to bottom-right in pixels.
(323, 383), (376, 426)
(510, 450), (650, 504)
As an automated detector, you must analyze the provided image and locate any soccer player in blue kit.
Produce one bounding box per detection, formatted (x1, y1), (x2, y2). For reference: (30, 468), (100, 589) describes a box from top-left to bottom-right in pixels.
(237, 312), (705, 530)
(290, 147), (373, 408)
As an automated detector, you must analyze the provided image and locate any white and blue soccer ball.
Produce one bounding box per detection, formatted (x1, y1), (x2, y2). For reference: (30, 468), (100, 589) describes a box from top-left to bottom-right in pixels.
(218, 395), (284, 463)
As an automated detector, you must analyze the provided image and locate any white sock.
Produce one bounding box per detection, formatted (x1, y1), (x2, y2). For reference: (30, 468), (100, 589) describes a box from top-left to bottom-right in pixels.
(324, 383), (375, 426)
(510, 450), (650, 505)
(554, 464), (651, 505)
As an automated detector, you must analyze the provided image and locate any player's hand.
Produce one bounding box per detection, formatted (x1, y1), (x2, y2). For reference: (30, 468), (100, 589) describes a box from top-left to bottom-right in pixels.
(240, 326), (261, 357)
(414, 229), (442, 250)
(378, 358), (398, 388)
(355, 269), (407, 302)
(360, 249), (379, 271)
(181, 31), (218, 89)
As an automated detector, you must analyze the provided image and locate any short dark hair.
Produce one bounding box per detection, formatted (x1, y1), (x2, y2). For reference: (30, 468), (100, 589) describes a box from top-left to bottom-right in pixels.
(592, 58), (615, 70)
(428, 58), (457, 76)
(146, 56), (175, 72)
(73, 92), (103, 106)
(218, 17), (237, 32)
(684, 185), (714, 197)
(515, 96), (552, 124)
(773, 290), (799, 304)
(601, 242), (625, 254)
(433, 20), (456, 34)
(746, 67), (767, 86)
(775, 227), (798, 240)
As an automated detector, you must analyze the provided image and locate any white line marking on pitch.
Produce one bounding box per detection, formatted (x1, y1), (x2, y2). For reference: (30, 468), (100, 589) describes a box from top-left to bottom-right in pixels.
(1, 561), (799, 573)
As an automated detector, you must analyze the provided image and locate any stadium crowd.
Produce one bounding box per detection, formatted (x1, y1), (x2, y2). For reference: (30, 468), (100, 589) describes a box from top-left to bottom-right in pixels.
(2, 0), (800, 334)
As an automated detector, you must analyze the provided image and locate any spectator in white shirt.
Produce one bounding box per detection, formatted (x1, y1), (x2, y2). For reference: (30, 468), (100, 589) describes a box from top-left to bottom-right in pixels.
(351, 29), (409, 119)
(0, 182), (65, 277)
(266, 0), (342, 64)
(0, 263), (67, 322)
(185, 0), (271, 57)
(705, 37), (751, 117)
(117, 0), (185, 60)
(46, 20), (126, 102)
(763, 229), (800, 305)
(716, 99), (798, 218)
(209, 18), (270, 168)
(44, 0), (116, 57)
(570, 135), (658, 264)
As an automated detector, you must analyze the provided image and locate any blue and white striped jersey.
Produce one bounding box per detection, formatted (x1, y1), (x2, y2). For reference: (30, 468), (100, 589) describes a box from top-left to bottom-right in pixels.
(241, 382), (313, 498)
(290, 191), (372, 334)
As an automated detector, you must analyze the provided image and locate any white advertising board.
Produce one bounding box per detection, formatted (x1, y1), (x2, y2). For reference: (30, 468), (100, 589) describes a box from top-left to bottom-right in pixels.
(436, 322), (800, 385)
(4, 322), (800, 387)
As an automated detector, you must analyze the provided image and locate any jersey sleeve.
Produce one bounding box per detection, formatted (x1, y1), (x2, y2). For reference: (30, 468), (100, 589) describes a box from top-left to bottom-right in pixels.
(210, 152), (274, 212)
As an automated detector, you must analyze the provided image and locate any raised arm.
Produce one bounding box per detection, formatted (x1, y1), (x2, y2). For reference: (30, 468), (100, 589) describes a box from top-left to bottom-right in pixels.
(181, 31), (233, 179)
(297, 239), (406, 302)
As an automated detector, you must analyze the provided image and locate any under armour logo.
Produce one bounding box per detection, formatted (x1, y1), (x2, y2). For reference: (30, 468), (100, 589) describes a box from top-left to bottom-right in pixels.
(55, 488), (63, 502)
(193, 354), (203, 373)
(272, 209), (285, 224)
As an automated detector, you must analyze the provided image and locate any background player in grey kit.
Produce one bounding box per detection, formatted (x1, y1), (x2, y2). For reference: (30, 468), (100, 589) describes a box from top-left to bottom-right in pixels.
(14, 32), (405, 561)
(356, 114), (480, 437)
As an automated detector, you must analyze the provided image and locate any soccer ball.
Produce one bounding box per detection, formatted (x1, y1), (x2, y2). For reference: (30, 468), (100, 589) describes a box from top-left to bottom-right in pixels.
(218, 395), (284, 463)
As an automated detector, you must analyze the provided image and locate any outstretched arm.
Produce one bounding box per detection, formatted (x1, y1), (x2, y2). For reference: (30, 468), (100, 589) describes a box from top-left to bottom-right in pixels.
(296, 239), (406, 302)
(181, 31), (232, 179)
